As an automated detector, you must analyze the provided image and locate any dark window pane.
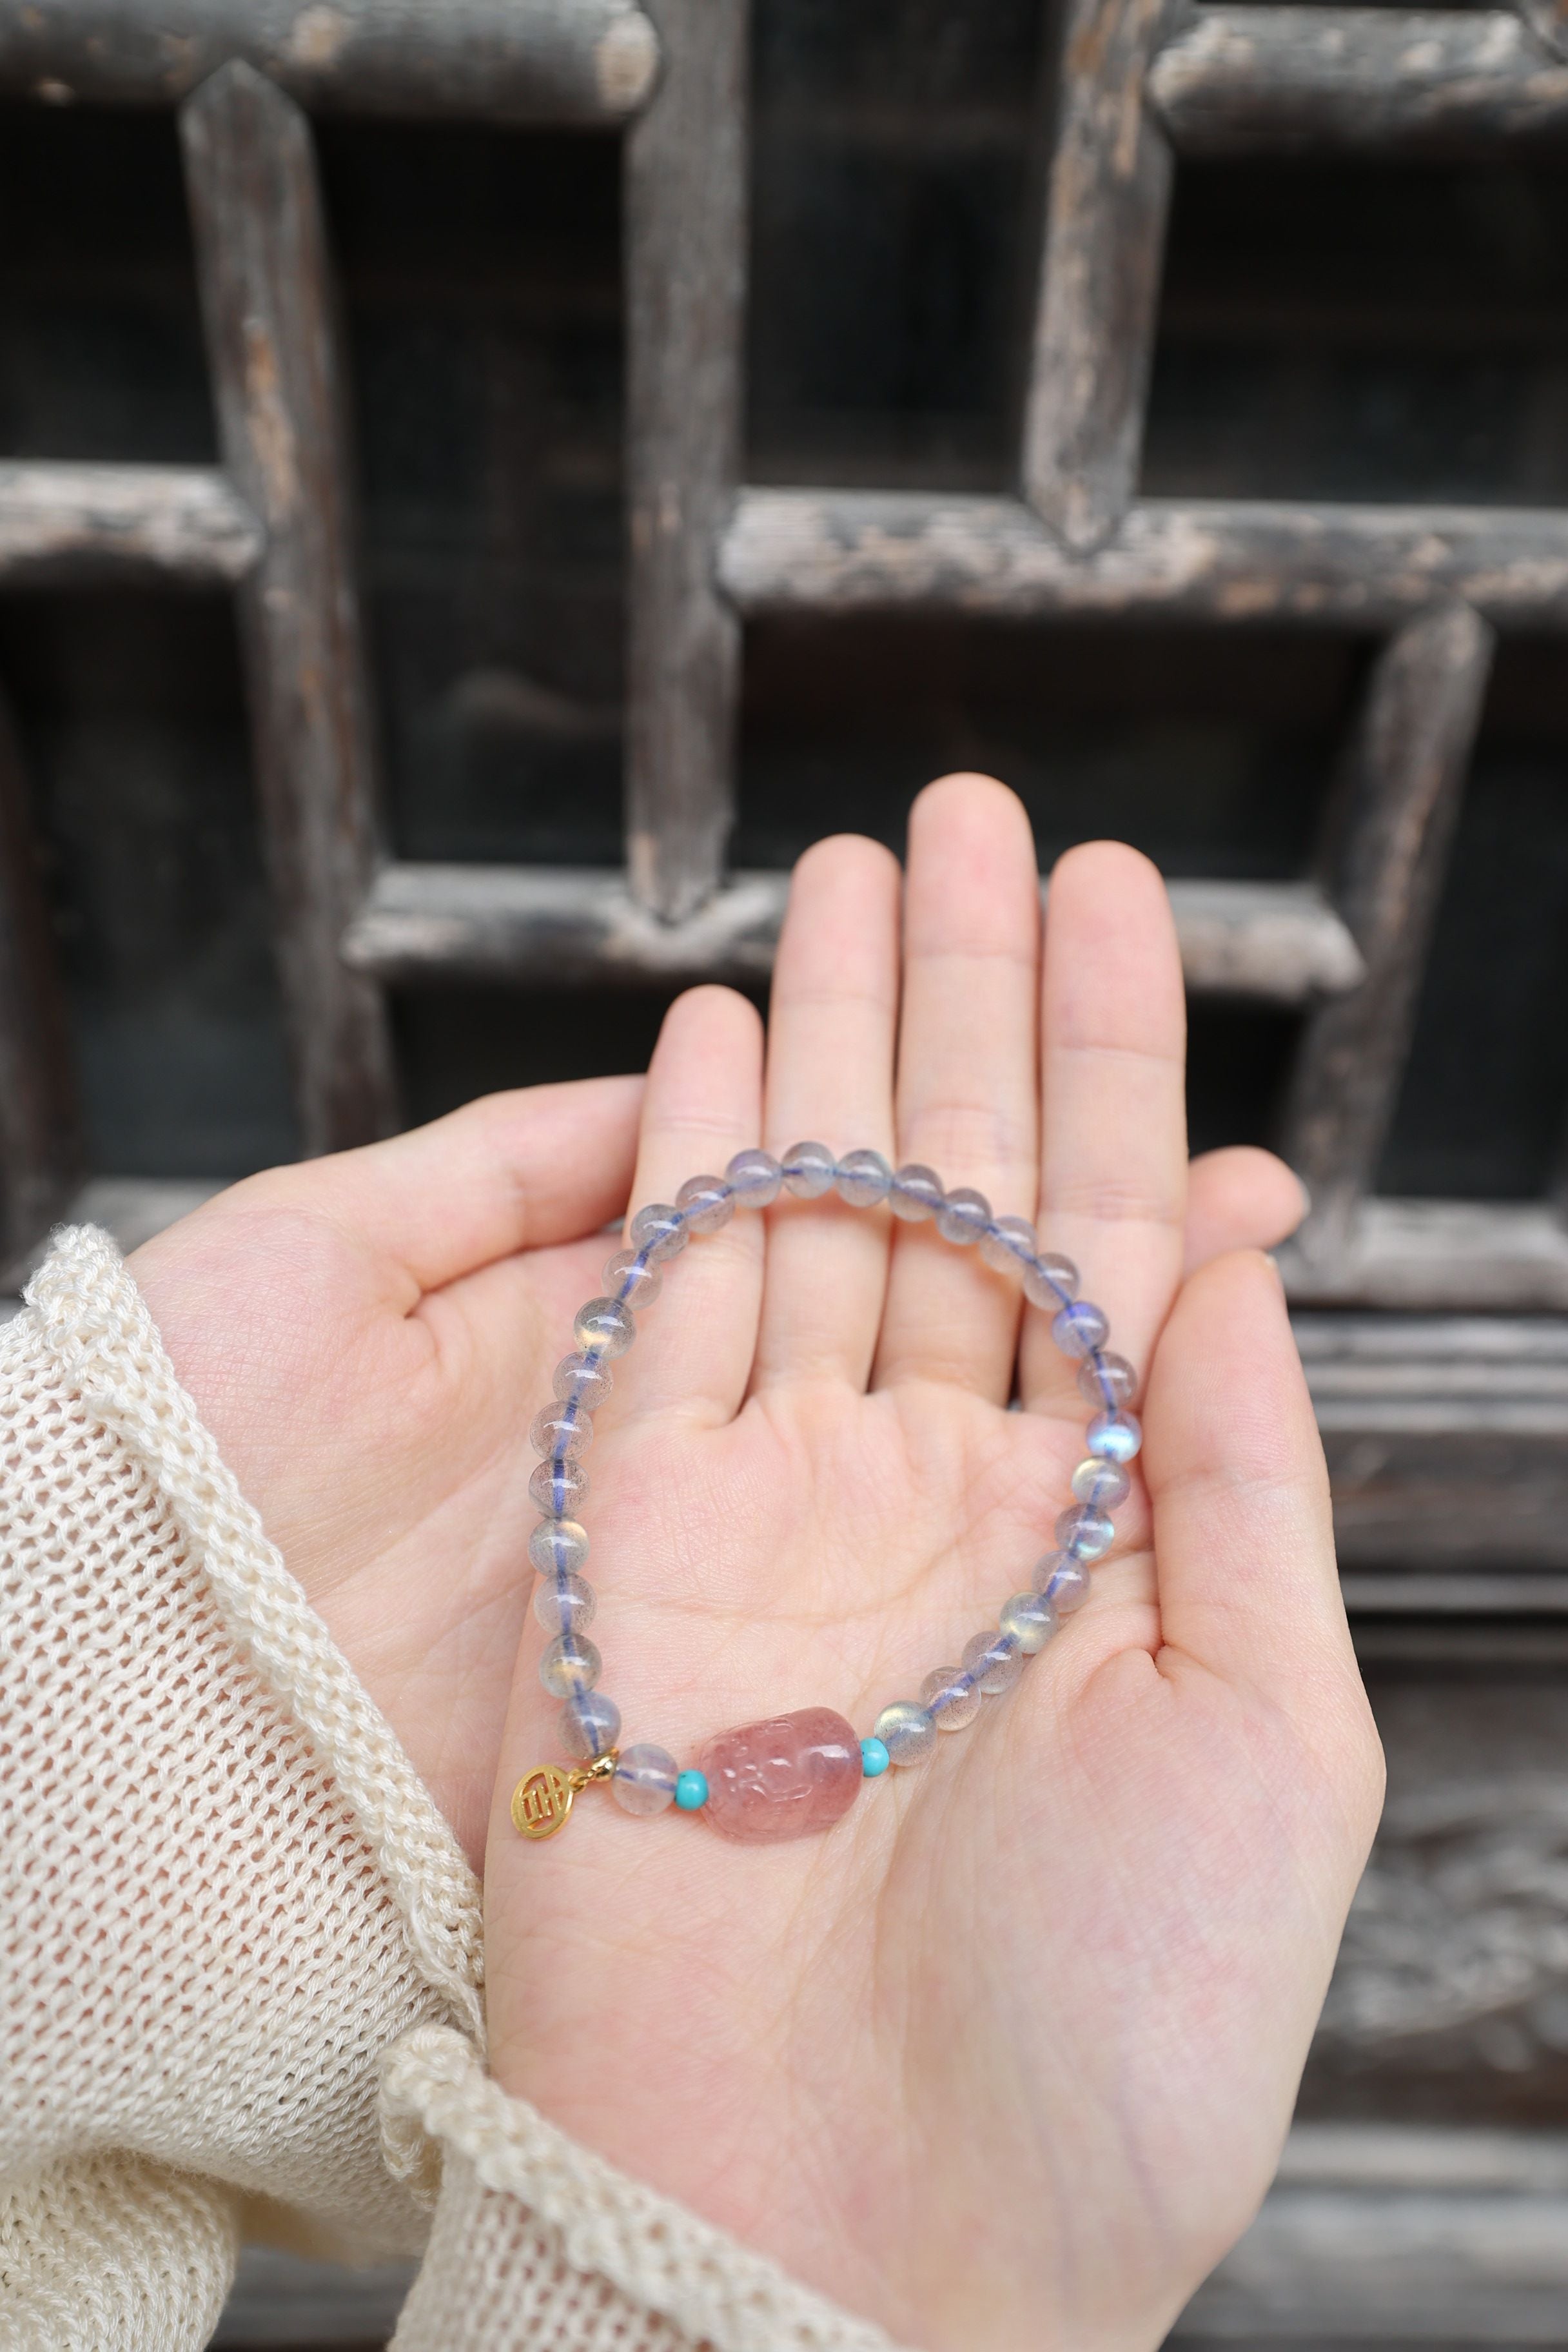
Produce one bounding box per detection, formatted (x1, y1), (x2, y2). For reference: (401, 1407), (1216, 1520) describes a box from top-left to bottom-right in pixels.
(1148, 158), (1568, 506)
(0, 106), (215, 463)
(0, 591), (295, 1179)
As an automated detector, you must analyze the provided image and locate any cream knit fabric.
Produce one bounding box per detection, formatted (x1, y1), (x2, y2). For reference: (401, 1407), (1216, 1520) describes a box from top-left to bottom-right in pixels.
(1, 1228), (898, 2352)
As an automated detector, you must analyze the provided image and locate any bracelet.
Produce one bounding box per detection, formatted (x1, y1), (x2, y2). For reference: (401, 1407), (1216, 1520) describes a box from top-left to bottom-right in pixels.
(511, 1146), (1141, 1846)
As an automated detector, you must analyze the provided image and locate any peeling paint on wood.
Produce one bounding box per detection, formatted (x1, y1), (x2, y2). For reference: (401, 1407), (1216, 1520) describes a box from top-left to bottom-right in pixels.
(720, 488), (1568, 627)
(1024, 0), (1175, 547)
(1150, 6), (1568, 156)
(0, 0), (659, 124)
(1280, 1197), (1568, 1310)
(182, 63), (395, 1153)
(0, 460), (260, 582)
(1284, 603), (1495, 1262)
(341, 861), (1362, 1003)
(623, 0), (747, 921)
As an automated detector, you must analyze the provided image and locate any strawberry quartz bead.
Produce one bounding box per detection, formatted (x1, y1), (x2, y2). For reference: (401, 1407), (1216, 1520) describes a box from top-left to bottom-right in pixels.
(698, 1707), (863, 1843)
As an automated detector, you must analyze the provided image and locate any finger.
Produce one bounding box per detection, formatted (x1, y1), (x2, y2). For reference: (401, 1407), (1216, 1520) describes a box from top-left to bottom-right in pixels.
(754, 834), (901, 1391)
(136, 1076), (645, 1308)
(876, 774), (1041, 1400)
(1020, 843), (1187, 1418)
(1184, 1148), (1309, 1276)
(1143, 1250), (1355, 1701)
(614, 985), (765, 1426)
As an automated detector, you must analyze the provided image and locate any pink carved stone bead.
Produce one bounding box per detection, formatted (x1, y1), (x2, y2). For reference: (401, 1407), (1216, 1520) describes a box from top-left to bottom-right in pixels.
(698, 1706), (863, 1844)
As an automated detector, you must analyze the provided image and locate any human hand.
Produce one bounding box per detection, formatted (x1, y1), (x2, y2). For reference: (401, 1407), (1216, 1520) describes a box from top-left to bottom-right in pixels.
(129, 1074), (645, 1867)
(482, 776), (1382, 2351)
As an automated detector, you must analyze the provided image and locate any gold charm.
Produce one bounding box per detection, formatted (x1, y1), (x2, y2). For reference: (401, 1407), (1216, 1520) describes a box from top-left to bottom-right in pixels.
(511, 1749), (620, 1841)
(512, 1763), (575, 1839)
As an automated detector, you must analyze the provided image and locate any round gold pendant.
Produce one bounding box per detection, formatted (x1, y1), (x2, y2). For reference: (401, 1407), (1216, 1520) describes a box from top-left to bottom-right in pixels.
(511, 1763), (574, 1839)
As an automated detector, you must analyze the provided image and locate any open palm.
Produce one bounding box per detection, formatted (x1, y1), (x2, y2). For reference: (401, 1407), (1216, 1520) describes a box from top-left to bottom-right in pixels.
(482, 779), (1382, 2352)
(128, 775), (1381, 2348)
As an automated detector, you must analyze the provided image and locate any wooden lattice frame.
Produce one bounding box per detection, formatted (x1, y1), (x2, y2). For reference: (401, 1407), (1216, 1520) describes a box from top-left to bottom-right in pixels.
(3, 0), (1568, 1345)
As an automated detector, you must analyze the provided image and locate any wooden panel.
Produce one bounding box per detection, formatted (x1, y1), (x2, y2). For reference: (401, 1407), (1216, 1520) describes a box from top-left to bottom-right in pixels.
(0, 461), (260, 585)
(0, 689), (79, 1283)
(623, 0), (748, 921)
(1282, 1200), (1568, 1312)
(1282, 605), (1494, 1263)
(1306, 1672), (1568, 2119)
(342, 862), (1362, 1001)
(0, 0), (657, 124)
(1150, 8), (1568, 158)
(1177, 2129), (1568, 2342)
(182, 63), (395, 1155)
(720, 489), (1568, 628)
(1023, 0), (1175, 547)
(1300, 1312), (1568, 1566)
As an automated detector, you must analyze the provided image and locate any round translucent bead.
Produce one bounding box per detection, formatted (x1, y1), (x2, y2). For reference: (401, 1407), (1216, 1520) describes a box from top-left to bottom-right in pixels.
(529, 1404), (591, 1461)
(1001, 1590), (1058, 1654)
(629, 1202), (688, 1263)
(529, 1457), (588, 1516)
(574, 1297), (636, 1357)
(920, 1665), (982, 1731)
(533, 1571), (596, 1637)
(725, 1146), (783, 1206)
(602, 1249), (662, 1308)
(890, 1163), (943, 1222)
(561, 1690), (620, 1760)
(963, 1627), (1023, 1696)
(936, 1186), (991, 1246)
(540, 1632), (601, 1698)
(528, 1517), (589, 1576)
(861, 1736), (890, 1777)
(1077, 1351), (1137, 1410)
(553, 1351), (613, 1411)
(979, 1214), (1037, 1275)
(1087, 1409), (1142, 1462)
(1070, 1456), (1131, 1511)
(1056, 1505), (1115, 1560)
(612, 1743), (678, 1816)
(1032, 1552), (1092, 1612)
(675, 1769), (709, 1810)
(781, 1140), (836, 1198)
(1052, 1299), (1110, 1358)
(1023, 1252), (1079, 1309)
(874, 1700), (937, 1766)
(836, 1148), (892, 1208)
(676, 1174), (735, 1234)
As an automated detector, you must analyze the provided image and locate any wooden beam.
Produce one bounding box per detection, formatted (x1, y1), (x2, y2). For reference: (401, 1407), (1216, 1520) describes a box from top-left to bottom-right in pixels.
(1299, 1308), (1568, 1566)
(182, 63), (395, 1155)
(0, 461), (260, 585)
(342, 862), (1362, 1001)
(0, 691), (79, 1285)
(623, 0), (748, 921)
(719, 488), (1568, 628)
(1280, 1197), (1568, 1310)
(0, 0), (658, 124)
(1150, 6), (1568, 158)
(1282, 603), (1494, 1262)
(1023, 0), (1175, 548)
(1179, 2124), (1568, 2342)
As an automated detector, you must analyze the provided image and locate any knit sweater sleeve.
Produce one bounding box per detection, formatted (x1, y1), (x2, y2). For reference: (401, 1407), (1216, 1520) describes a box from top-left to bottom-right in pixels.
(2, 1229), (899, 2352)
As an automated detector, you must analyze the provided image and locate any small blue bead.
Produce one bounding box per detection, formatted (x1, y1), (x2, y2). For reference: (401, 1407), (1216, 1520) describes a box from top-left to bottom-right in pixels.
(674, 1769), (709, 1811)
(860, 1736), (890, 1778)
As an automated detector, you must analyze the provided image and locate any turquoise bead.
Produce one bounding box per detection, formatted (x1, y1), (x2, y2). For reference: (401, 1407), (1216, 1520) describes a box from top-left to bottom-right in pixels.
(675, 1769), (709, 1811)
(860, 1736), (890, 1778)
